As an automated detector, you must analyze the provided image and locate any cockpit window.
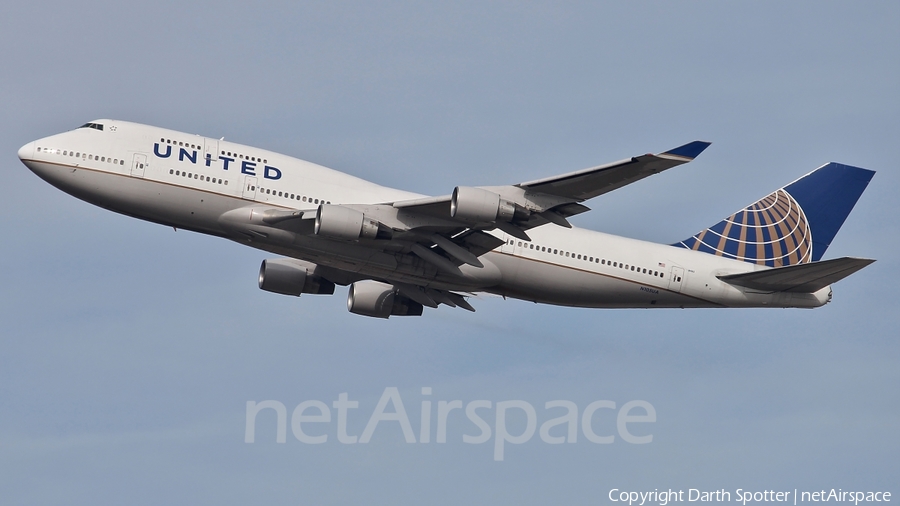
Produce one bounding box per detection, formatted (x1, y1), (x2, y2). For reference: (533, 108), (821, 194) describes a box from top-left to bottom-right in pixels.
(79, 122), (104, 131)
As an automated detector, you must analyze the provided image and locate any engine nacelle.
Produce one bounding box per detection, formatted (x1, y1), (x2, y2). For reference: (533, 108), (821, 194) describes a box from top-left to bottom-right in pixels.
(258, 258), (335, 296)
(347, 280), (424, 318)
(451, 186), (522, 223)
(314, 204), (380, 240)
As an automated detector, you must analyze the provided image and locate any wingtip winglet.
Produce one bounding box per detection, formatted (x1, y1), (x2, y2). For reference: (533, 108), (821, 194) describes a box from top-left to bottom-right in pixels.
(662, 140), (711, 160)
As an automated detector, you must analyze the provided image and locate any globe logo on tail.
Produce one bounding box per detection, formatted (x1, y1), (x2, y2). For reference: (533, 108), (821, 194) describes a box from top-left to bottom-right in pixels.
(678, 189), (812, 267)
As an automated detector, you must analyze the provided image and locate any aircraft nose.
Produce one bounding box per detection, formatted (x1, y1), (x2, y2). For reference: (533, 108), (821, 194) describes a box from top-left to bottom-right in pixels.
(18, 141), (34, 161)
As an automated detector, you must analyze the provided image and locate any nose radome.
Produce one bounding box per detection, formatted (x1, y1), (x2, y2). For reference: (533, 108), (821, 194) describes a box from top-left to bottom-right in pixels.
(18, 141), (34, 161)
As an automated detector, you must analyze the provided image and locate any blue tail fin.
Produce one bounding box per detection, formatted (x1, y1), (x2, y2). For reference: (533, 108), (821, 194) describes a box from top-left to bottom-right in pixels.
(673, 162), (875, 266)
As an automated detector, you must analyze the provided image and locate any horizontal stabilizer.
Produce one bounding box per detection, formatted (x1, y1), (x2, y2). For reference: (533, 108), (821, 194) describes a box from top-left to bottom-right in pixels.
(717, 257), (875, 293)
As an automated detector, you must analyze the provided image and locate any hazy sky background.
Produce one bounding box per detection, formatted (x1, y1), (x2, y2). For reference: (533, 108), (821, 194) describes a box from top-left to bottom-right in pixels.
(1, 2), (898, 504)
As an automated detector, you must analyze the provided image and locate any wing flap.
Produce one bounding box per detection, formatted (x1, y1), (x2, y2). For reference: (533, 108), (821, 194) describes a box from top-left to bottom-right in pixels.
(717, 257), (875, 293)
(391, 195), (451, 218)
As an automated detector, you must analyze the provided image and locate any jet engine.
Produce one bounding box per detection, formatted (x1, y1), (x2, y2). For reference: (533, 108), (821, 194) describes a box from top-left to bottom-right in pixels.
(315, 204), (387, 240)
(450, 186), (528, 223)
(347, 280), (424, 318)
(258, 258), (335, 296)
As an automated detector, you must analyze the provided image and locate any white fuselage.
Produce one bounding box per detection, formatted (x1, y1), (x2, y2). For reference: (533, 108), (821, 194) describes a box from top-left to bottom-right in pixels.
(18, 120), (831, 309)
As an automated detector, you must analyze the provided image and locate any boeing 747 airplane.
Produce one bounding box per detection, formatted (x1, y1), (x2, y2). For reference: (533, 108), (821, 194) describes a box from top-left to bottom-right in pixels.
(18, 120), (875, 318)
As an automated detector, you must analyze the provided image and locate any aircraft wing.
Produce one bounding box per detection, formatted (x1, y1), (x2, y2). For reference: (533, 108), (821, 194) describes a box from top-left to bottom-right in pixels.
(392, 140), (710, 222)
(717, 257), (875, 293)
(223, 142), (712, 311)
(515, 140), (711, 201)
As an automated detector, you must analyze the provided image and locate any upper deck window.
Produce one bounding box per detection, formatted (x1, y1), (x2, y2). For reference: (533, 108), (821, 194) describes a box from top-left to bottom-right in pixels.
(78, 122), (104, 131)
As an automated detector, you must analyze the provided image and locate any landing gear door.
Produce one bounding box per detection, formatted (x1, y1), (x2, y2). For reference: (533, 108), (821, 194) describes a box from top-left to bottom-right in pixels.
(242, 176), (257, 200)
(668, 266), (685, 293)
(130, 153), (147, 178)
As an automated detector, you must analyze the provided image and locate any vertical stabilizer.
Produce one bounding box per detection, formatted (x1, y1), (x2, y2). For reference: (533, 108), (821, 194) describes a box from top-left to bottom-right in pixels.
(674, 163), (874, 266)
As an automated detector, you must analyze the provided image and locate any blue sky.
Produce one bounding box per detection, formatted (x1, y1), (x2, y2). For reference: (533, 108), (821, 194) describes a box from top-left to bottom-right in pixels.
(1, 2), (898, 504)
